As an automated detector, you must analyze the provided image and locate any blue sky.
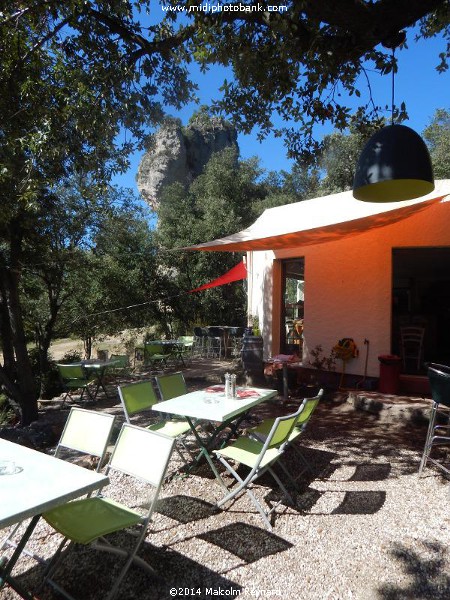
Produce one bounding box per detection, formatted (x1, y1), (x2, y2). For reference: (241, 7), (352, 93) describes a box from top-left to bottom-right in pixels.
(113, 26), (449, 194)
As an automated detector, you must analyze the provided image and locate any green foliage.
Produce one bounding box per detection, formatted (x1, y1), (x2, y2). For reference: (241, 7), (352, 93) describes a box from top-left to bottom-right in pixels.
(60, 350), (83, 364)
(308, 345), (337, 372)
(0, 395), (16, 426)
(423, 108), (450, 179)
(317, 128), (373, 195)
(27, 348), (61, 399)
(156, 146), (263, 327)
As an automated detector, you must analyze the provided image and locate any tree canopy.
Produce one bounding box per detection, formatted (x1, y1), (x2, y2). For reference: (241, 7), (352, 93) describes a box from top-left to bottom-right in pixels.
(2, 1), (448, 161)
(0, 1), (448, 424)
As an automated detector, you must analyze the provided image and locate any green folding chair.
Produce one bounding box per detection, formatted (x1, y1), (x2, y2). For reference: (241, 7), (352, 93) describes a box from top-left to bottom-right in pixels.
(154, 372), (188, 401)
(249, 390), (323, 481)
(56, 363), (98, 406)
(213, 403), (307, 530)
(118, 380), (191, 465)
(143, 342), (167, 370)
(175, 336), (194, 366)
(41, 425), (175, 600)
(109, 354), (132, 380)
(1, 408), (116, 566)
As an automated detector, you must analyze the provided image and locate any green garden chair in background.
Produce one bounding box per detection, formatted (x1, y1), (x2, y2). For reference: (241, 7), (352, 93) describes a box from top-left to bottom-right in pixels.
(143, 342), (167, 370)
(109, 354), (132, 380)
(249, 390), (323, 482)
(56, 363), (98, 406)
(118, 380), (191, 465)
(213, 403), (308, 530)
(41, 425), (175, 600)
(175, 336), (194, 366)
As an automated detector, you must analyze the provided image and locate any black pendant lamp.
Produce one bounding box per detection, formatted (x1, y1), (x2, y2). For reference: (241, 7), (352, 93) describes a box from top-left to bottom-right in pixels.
(353, 123), (434, 202)
(353, 34), (434, 202)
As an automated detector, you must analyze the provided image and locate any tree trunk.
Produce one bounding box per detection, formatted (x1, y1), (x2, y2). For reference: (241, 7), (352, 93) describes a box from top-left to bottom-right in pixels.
(0, 275), (17, 379)
(84, 336), (92, 359)
(35, 292), (60, 398)
(1, 224), (39, 425)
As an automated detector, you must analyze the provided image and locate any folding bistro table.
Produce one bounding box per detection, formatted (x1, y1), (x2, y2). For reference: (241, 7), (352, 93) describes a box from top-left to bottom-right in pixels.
(81, 358), (119, 399)
(152, 385), (277, 485)
(0, 438), (109, 599)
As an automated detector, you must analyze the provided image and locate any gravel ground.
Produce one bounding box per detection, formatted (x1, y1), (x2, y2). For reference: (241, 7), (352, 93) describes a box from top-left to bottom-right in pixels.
(2, 386), (450, 600)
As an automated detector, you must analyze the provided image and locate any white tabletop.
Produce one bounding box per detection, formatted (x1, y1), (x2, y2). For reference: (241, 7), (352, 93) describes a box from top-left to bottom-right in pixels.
(0, 438), (109, 529)
(152, 386), (277, 423)
(81, 359), (118, 368)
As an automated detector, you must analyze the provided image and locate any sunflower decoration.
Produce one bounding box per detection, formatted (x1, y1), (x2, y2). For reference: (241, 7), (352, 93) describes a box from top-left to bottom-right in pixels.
(333, 339), (359, 389)
(333, 338), (359, 361)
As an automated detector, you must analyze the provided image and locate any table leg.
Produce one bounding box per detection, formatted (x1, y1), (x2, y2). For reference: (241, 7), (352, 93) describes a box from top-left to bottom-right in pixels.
(283, 363), (289, 400)
(91, 367), (109, 400)
(185, 418), (228, 492)
(0, 515), (40, 599)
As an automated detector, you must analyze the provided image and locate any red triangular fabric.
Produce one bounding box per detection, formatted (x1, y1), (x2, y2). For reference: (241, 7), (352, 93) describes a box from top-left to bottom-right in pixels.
(188, 260), (247, 293)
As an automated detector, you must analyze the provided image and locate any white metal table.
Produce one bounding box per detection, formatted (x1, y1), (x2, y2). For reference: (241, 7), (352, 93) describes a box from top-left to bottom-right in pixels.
(152, 386), (277, 484)
(0, 438), (109, 598)
(81, 358), (119, 399)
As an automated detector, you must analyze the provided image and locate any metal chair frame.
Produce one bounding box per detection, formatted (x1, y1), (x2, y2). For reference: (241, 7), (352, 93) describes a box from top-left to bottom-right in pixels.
(419, 363), (450, 477)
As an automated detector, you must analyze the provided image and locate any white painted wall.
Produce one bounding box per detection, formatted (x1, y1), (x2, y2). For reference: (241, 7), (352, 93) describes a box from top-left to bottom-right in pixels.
(248, 198), (450, 377)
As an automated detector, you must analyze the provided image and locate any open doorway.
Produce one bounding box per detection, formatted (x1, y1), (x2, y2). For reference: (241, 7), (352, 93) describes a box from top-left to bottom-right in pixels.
(280, 258), (304, 355)
(392, 247), (450, 373)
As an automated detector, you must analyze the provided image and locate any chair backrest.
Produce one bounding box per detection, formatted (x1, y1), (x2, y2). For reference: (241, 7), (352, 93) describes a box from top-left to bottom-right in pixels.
(155, 372), (187, 401)
(57, 363), (86, 381)
(428, 365), (450, 408)
(229, 327), (244, 337)
(193, 327), (204, 337)
(110, 354), (130, 368)
(401, 326), (425, 345)
(244, 404), (308, 477)
(108, 424), (175, 488)
(145, 342), (164, 356)
(208, 327), (224, 338)
(266, 405), (306, 450)
(55, 407), (116, 471)
(118, 380), (159, 422)
(295, 390), (323, 430)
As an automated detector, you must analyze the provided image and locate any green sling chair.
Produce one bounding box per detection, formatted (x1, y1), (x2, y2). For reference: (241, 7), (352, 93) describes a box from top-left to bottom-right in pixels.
(213, 403), (309, 530)
(41, 424), (175, 600)
(118, 378), (191, 466)
(249, 390), (323, 484)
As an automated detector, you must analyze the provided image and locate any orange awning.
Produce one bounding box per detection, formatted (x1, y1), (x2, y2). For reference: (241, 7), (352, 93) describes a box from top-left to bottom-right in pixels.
(184, 181), (450, 252)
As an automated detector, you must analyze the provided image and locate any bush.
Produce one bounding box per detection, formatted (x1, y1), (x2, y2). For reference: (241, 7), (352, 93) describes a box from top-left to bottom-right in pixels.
(0, 394), (18, 426)
(60, 350), (83, 363)
(28, 347), (63, 399)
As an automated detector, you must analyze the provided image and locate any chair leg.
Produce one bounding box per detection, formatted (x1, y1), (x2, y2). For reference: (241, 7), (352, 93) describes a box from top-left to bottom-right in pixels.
(215, 458), (288, 531)
(37, 537), (74, 599)
(1, 523), (48, 565)
(267, 466), (294, 505)
(419, 403), (438, 475)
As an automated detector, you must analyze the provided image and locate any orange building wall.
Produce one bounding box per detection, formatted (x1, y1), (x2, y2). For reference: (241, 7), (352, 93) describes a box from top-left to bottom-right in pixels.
(250, 199), (450, 377)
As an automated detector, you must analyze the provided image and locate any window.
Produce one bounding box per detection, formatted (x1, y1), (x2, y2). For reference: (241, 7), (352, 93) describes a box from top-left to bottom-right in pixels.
(281, 258), (304, 354)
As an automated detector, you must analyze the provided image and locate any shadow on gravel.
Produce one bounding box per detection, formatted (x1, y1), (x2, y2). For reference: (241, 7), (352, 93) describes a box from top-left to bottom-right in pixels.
(198, 521), (292, 563)
(156, 494), (219, 524)
(11, 534), (242, 600)
(377, 540), (450, 599)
